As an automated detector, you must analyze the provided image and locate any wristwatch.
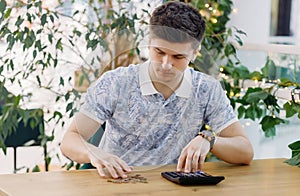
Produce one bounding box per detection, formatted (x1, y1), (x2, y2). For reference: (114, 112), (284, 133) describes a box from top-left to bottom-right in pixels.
(197, 130), (216, 150)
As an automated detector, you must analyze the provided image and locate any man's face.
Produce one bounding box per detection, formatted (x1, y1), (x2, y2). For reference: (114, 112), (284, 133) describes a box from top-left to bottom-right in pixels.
(148, 38), (196, 86)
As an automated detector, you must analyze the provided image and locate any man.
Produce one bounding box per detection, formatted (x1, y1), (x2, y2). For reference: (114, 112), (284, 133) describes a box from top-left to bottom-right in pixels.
(60, 1), (253, 179)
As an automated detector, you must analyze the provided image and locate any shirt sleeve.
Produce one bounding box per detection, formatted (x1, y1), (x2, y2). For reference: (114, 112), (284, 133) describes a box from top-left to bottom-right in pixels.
(80, 71), (117, 123)
(204, 79), (238, 134)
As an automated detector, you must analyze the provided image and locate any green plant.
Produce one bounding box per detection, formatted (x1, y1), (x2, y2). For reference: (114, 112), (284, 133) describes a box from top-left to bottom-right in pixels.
(220, 57), (300, 137)
(285, 140), (300, 167)
(0, 0), (150, 170)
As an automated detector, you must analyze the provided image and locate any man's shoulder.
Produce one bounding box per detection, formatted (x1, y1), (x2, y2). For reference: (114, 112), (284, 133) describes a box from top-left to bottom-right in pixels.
(188, 67), (219, 85)
(105, 64), (139, 76)
(98, 64), (140, 83)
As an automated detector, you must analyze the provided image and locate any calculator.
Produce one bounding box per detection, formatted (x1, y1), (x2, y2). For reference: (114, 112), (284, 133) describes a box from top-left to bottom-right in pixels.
(161, 171), (225, 185)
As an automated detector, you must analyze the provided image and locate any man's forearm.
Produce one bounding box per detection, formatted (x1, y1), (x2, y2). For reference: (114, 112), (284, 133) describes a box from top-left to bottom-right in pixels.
(211, 136), (254, 164)
(60, 131), (96, 164)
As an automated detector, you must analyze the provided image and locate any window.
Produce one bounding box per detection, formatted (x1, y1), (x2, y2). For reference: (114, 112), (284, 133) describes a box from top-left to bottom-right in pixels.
(269, 0), (297, 44)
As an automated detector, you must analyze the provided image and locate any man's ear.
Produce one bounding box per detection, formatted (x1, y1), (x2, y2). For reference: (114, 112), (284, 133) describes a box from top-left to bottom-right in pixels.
(191, 50), (198, 62)
(148, 38), (152, 50)
(192, 44), (201, 61)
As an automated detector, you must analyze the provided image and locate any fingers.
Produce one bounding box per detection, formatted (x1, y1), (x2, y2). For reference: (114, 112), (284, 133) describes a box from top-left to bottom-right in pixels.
(177, 148), (187, 172)
(192, 150), (201, 172)
(177, 147), (201, 172)
(90, 154), (132, 179)
(96, 165), (106, 178)
(177, 137), (210, 172)
(116, 158), (132, 173)
(184, 150), (193, 172)
(99, 160), (132, 179)
(184, 149), (202, 172)
(197, 154), (206, 171)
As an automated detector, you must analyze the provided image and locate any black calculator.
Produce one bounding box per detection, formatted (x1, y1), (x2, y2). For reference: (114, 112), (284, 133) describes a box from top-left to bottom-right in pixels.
(161, 171), (225, 185)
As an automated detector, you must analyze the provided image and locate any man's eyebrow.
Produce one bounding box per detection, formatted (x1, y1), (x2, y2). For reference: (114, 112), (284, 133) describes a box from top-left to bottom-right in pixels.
(154, 47), (165, 53)
(154, 47), (188, 57)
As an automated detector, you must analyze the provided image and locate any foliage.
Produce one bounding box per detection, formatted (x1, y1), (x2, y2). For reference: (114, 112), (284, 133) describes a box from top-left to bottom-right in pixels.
(285, 140), (300, 168)
(220, 57), (300, 137)
(0, 0), (150, 169)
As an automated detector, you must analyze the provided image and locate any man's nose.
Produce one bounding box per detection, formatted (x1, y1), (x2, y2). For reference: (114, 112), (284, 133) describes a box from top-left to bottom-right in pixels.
(162, 55), (172, 70)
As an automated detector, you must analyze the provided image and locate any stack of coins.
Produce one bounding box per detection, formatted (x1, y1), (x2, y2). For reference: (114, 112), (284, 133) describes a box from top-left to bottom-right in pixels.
(107, 174), (148, 183)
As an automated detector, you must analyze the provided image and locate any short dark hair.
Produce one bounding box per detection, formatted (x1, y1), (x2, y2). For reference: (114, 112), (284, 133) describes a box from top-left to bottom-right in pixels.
(150, 1), (206, 49)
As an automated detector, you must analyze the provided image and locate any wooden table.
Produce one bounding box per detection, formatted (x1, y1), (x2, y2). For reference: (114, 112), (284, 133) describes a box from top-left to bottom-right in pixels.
(0, 158), (299, 196)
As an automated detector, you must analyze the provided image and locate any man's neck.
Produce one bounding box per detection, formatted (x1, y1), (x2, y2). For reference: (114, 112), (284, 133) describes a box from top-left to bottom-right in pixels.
(152, 78), (183, 100)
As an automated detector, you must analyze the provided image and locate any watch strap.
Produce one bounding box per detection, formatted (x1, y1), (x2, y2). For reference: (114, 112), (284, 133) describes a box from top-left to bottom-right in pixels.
(197, 130), (216, 150)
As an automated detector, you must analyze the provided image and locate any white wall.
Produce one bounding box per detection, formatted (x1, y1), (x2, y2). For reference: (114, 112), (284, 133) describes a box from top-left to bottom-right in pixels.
(229, 0), (272, 44)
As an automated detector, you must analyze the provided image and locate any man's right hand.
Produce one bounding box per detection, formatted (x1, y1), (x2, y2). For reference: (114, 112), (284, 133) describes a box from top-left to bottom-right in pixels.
(61, 113), (132, 178)
(88, 148), (132, 179)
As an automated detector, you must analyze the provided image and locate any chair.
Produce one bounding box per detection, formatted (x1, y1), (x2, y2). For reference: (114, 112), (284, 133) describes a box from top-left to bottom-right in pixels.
(0, 85), (48, 173)
(80, 122), (105, 169)
(3, 108), (48, 173)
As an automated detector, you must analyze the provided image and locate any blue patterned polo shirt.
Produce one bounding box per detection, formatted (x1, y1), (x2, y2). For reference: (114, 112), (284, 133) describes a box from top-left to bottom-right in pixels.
(80, 60), (237, 166)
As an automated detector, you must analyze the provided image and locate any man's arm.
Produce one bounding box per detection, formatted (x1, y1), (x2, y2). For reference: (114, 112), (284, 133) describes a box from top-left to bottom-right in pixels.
(60, 112), (132, 178)
(177, 121), (254, 172)
(211, 121), (254, 164)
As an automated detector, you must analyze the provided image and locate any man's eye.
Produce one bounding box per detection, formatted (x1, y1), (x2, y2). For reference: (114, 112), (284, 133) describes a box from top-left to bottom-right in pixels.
(174, 56), (185, 59)
(155, 49), (164, 55)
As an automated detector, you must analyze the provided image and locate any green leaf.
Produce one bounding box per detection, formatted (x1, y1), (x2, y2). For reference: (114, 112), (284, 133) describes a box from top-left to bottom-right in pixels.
(260, 116), (285, 137)
(50, 14), (54, 23)
(66, 102), (73, 112)
(53, 111), (63, 119)
(235, 28), (247, 36)
(46, 156), (51, 166)
(33, 49), (37, 58)
(235, 65), (250, 79)
(234, 35), (243, 46)
(261, 57), (276, 79)
(4, 7), (11, 18)
(35, 40), (42, 51)
(246, 90), (268, 103)
(73, 29), (82, 37)
(32, 165), (41, 172)
(237, 106), (245, 119)
(224, 43), (236, 57)
(283, 102), (300, 118)
(87, 39), (98, 51)
(15, 17), (24, 27)
(245, 105), (260, 121)
(64, 92), (70, 101)
(48, 34), (53, 44)
(53, 58), (58, 67)
(249, 71), (263, 80)
(264, 126), (276, 137)
(41, 13), (47, 26)
(75, 163), (81, 170)
(59, 77), (64, 86)
(0, 0), (6, 13)
(56, 38), (63, 50)
(284, 153), (300, 166)
(66, 161), (74, 170)
(36, 75), (41, 87)
(288, 140), (300, 151)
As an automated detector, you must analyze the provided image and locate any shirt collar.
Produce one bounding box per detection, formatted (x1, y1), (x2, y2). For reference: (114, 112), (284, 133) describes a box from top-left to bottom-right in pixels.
(139, 60), (192, 98)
